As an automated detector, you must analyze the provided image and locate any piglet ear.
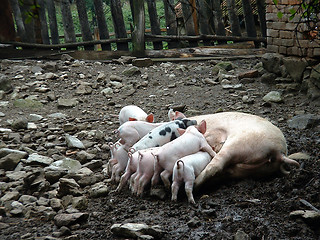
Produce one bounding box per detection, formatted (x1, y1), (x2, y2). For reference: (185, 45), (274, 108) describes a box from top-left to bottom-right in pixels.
(175, 111), (186, 119)
(146, 113), (154, 123)
(177, 128), (186, 136)
(196, 120), (207, 134)
(129, 117), (137, 121)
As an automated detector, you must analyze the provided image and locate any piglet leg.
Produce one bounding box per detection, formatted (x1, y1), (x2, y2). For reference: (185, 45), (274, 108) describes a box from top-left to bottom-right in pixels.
(185, 181), (196, 205)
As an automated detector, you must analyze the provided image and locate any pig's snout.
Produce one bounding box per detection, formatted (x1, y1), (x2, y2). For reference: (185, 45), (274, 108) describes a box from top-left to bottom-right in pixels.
(280, 155), (300, 175)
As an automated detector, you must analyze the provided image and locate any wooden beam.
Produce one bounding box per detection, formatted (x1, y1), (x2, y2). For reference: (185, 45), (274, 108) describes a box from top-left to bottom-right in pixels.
(132, 0), (145, 57)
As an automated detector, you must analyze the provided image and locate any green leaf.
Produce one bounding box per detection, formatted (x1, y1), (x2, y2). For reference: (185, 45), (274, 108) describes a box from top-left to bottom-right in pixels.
(289, 8), (296, 15)
(273, 0), (278, 5)
(277, 11), (283, 19)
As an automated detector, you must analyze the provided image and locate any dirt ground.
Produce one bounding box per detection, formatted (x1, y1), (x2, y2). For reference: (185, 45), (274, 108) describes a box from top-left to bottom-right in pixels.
(0, 55), (319, 239)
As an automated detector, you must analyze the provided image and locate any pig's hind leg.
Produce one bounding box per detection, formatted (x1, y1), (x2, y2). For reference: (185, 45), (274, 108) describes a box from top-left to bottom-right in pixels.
(171, 180), (182, 202)
(185, 180), (196, 204)
(160, 170), (172, 190)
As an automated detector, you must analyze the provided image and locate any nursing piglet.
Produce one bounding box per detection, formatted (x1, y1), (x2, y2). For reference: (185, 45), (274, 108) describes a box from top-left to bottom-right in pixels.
(109, 143), (129, 182)
(131, 119), (197, 152)
(171, 151), (211, 204)
(115, 121), (163, 151)
(119, 105), (154, 125)
(151, 120), (216, 190)
(106, 141), (121, 175)
(168, 109), (186, 121)
(130, 148), (160, 196)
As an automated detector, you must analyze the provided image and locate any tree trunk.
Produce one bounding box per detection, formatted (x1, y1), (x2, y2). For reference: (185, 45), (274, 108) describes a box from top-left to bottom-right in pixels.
(60, 0), (77, 45)
(93, 0), (111, 50)
(46, 0), (59, 44)
(256, 0), (266, 38)
(241, 0), (257, 38)
(37, 0), (50, 44)
(9, 0), (26, 41)
(110, 0), (128, 50)
(162, 0), (178, 48)
(132, 0), (145, 57)
(75, 0), (93, 50)
(226, 0), (241, 36)
(146, 0), (163, 50)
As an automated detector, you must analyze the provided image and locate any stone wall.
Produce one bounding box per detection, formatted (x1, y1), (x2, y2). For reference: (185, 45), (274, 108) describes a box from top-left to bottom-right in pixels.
(266, 0), (320, 58)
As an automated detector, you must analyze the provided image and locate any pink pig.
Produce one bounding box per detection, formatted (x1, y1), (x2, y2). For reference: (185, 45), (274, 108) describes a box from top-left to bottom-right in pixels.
(119, 105), (154, 125)
(130, 148), (160, 196)
(168, 109), (186, 121)
(188, 112), (300, 189)
(106, 141), (121, 176)
(171, 151), (212, 204)
(115, 121), (163, 151)
(109, 143), (129, 182)
(151, 120), (216, 190)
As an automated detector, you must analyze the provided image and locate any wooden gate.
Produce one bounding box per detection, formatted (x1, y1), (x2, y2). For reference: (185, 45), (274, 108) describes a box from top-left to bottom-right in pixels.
(6, 0), (267, 58)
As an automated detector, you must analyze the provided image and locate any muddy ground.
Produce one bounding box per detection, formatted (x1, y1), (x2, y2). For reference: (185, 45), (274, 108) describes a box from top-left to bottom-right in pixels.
(0, 55), (319, 239)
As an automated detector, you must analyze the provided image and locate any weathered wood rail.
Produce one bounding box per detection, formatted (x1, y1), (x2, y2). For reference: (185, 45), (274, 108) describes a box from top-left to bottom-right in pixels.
(6, 0), (267, 58)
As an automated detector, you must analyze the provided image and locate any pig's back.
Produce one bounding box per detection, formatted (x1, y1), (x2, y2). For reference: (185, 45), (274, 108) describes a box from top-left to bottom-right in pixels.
(190, 112), (287, 154)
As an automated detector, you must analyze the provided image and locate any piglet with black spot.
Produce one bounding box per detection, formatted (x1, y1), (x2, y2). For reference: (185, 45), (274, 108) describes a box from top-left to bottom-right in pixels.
(130, 119), (197, 152)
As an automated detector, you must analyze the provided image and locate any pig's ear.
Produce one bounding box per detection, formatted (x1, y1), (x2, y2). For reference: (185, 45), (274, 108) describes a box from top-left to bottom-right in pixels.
(168, 109), (175, 121)
(146, 113), (154, 123)
(177, 128), (186, 136)
(129, 117), (137, 121)
(175, 111), (186, 120)
(197, 120), (207, 134)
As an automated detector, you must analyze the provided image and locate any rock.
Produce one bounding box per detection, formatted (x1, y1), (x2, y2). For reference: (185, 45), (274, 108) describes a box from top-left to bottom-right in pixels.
(222, 84), (243, 90)
(289, 210), (320, 226)
(48, 158), (82, 172)
(57, 98), (79, 108)
(54, 212), (89, 227)
(262, 91), (283, 103)
(48, 112), (68, 119)
(216, 61), (233, 71)
(57, 178), (82, 197)
(13, 99), (43, 109)
(234, 229), (250, 240)
(187, 217), (201, 228)
(0, 74), (13, 93)
(111, 223), (164, 239)
(287, 114), (320, 129)
(61, 54), (73, 61)
(50, 198), (63, 211)
(89, 183), (109, 198)
(76, 151), (95, 164)
(65, 134), (85, 149)
(101, 87), (113, 96)
(82, 160), (103, 170)
(288, 152), (311, 160)
(75, 84), (92, 95)
(132, 58), (154, 67)
(110, 74), (122, 82)
(25, 153), (54, 166)
(260, 72), (277, 84)
(0, 191), (20, 202)
(122, 66), (141, 76)
(149, 188), (167, 200)
(45, 169), (68, 184)
(238, 69), (259, 79)
(283, 57), (308, 82)
(11, 117), (28, 130)
(310, 63), (320, 89)
(19, 195), (37, 204)
(71, 196), (88, 210)
(0, 148), (28, 170)
(261, 53), (283, 75)
(29, 113), (43, 122)
(303, 79), (320, 101)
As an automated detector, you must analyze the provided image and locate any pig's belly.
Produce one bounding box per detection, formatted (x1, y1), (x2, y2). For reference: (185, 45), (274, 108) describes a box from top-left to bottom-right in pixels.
(190, 112), (288, 155)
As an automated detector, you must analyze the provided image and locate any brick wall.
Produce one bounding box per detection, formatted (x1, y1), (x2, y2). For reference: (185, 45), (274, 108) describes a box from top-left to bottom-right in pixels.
(266, 0), (320, 57)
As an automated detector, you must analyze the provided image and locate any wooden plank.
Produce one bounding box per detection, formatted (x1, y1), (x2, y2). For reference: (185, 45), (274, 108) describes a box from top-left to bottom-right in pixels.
(38, 0), (50, 44)
(110, 0), (129, 51)
(211, 0), (226, 41)
(146, 0), (163, 50)
(162, 0), (178, 48)
(9, 0), (27, 42)
(75, 0), (93, 50)
(197, 0), (212, 46)
(93, 0), (111, 50)
(60, 0), (77, 45)
(46, 0), (60, 44)
(132, 0), (145, 57)
(0, 0), (15, 42)
(226, 0), (241, 37)
(180, 0), (198, 47)
(241, 0), (257, 38)
(256, 0), (267, 38)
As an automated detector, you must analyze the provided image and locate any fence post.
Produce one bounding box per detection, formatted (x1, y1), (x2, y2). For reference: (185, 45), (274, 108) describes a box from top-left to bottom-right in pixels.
(256, 0), (267, 38)
(20, 0), (36, 43)
(132, 0), (145, 57)
(180, 0), (198, 47)
(60, 0), (77, 46)
(146, 0), (163, 50)
(38, 0), (50, 44)
(75, 0), (93, 50)
(241, 0), (257, 38)
(197, 0), (213, 45)
(163, 0), (178, 48)
(93, 0), (111, 50)
(46, 0), (59, 44)
(211, 0), (226, 40)
(9, 0), (27, 42)
(226, 0), (241, 36)
(110, 0), (129, 51)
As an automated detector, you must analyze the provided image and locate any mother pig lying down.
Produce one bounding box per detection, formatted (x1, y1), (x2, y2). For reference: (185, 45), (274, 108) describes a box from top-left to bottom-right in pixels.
(188, 111), (300, 189)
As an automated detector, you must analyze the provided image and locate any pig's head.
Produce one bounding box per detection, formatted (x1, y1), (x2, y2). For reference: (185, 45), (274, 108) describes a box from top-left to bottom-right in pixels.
(195, 120), (207, 134)
(175, 119), (197, 129)
(129, 113), (154, 123)
(168, 109), (187, 121)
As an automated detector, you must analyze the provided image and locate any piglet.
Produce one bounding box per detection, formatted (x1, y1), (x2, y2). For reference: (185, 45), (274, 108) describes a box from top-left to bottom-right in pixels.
(151, 120), (216, 190)
(171, 151), (212, 204)
(119, 105), (154, 125)
(115, 121), (163, 151)
(109, 143), (129, 182)
(130, 148), (160, 196)
(106, 141), (121, 176)
(131, 118), (197, 152)
(168, 109), (187, 121)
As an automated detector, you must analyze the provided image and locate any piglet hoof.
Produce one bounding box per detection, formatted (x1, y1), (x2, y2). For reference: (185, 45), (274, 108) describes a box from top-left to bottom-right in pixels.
(188, 199), (197, 205)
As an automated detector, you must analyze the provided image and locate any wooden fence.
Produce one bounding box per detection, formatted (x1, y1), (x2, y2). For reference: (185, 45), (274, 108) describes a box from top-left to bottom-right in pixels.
(8, 0), (267, 57)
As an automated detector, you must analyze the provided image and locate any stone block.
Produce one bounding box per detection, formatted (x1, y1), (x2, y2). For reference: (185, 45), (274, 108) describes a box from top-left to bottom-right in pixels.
(267, 29), (279, 38)
(282, 39), (294, 46)
(267, 45), (279, 53)
(314, 48), (320, 56)
(280, 31), (294, 39)
(279, 46), (287, 54)
(271, 22), (287, 30)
